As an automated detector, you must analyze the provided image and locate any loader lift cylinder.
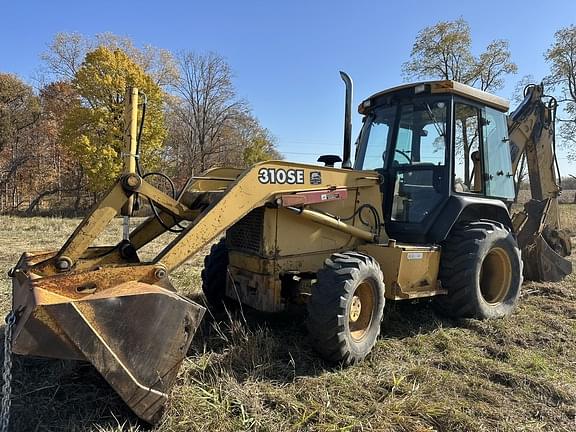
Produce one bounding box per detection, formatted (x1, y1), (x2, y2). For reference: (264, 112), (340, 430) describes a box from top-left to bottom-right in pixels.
(121, 87), (139, 219)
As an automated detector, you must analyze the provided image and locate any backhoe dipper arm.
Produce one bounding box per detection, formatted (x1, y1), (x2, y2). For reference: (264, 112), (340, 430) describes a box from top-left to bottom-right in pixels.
(508, 84), (560, 202)
(507, 83), (572, 281)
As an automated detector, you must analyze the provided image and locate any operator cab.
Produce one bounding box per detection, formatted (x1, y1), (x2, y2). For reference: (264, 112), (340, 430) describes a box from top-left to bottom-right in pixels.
(354, 81), (515, 243)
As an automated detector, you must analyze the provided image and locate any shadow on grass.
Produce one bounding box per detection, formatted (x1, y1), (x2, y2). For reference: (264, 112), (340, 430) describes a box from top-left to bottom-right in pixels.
(382, 299), (458, 339)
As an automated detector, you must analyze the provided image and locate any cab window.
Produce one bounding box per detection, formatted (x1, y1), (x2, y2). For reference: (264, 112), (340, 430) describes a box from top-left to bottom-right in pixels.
(360, 106), (396, 170)
(482, 107), (515, 199)
(453, 103), (482, 193)
(389, 101), (448, 223)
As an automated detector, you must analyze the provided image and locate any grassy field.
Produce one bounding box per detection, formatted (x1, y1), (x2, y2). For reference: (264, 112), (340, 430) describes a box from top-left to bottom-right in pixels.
(0, 206), (575, 432)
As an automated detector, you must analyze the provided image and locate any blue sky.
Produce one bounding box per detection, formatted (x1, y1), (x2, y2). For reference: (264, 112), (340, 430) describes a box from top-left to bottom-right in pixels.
(1, 0), (575, 175)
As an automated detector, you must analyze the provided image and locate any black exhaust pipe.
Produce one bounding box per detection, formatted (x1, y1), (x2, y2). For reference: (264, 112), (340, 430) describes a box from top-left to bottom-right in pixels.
(339, 71), (353, 169)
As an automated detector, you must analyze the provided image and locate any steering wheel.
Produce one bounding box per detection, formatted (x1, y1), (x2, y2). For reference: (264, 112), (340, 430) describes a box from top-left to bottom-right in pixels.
(394, 149), (411, 163)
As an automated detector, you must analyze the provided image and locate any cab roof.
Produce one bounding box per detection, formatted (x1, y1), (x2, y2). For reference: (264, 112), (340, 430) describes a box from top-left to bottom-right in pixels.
(359, 80), (510, 114)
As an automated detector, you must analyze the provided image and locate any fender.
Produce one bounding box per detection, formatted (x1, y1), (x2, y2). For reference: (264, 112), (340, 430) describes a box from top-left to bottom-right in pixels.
(428, 195), (513, 243)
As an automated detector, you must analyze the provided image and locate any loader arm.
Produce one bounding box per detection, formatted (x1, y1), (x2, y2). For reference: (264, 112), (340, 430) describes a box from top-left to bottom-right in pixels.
(507, 83), (572, 281)
(8, 158), (382, 423)
(155, 162), (380, 271)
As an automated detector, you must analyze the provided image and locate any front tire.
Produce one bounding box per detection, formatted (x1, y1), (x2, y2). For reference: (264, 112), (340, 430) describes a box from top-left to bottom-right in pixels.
(307, 252), (385, 365)
(435, 220), (522, 319)
(201, 238), (229, 309)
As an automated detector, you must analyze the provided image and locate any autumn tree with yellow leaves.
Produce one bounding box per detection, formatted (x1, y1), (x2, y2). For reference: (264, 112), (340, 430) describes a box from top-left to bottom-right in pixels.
(0, 32), (281, 213)
(60, 46), (166, 191)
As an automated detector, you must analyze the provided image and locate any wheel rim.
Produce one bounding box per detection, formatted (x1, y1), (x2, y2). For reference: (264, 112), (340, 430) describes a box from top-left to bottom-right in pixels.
(349, 280), (376, 341)
(479, 247), (512, 304)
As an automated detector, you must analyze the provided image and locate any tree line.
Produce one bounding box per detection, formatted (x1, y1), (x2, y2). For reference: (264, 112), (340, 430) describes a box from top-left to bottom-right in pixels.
(0, 33), (280, 214)
(1, 21), (575, 214)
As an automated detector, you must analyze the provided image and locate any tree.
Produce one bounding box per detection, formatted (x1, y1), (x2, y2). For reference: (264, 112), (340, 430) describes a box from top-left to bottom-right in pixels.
(545, 25), (576, 159)
(403, 18), (517, 187)
(243, 133), (281, 166)
(41, 32), (89, 81)
(166, 52), (281, 176)
(0, 73), (40, 153)
(42, 32), (178, 87)
(60, 46), (166, 191)
(170, 51), (247, 173)
(24, 81), (87, 214)
(41, 33), (279, 198)
(0, 74), (40, 211)
(237, 116), (282, 166)
(402, 18), (517, 92)
(402, 18), (475, 84)
(512, 74), (536, 104)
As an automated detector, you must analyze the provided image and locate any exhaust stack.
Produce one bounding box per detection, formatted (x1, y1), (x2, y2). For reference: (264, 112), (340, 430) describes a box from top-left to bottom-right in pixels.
(339, 71), (353, 169)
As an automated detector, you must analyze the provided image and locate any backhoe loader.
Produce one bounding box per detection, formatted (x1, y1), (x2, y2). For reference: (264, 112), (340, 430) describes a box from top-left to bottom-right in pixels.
(5, 76), (572, 423)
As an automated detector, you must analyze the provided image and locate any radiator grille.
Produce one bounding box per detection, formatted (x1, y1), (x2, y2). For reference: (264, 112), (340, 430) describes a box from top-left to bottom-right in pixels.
(227, 207), (264, 254)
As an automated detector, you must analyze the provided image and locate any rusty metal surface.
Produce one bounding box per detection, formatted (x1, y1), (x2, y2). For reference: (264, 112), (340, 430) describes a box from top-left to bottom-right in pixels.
(10, 252), (205, 423)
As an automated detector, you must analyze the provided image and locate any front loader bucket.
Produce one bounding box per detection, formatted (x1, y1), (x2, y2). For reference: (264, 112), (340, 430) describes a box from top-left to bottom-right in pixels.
(10, 251), (205, 423)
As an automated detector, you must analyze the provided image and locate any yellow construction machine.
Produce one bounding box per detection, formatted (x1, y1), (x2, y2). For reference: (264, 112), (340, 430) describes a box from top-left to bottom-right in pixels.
(6, 76), (572, 423)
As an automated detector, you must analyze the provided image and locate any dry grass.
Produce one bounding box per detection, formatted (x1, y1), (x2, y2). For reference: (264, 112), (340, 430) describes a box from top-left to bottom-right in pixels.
(0, 209), (575, 431)
(559, 204), (576, 234)
(516, 189), (576, 205)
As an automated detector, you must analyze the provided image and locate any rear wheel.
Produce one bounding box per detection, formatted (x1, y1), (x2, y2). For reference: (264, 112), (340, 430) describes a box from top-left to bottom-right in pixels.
(307, 252), (385, 364)
(201, 239), (229, 309)
(435, 220), (522, 319)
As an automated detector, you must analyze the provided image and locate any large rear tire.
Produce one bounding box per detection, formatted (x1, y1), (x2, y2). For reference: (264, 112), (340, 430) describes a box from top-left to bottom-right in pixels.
(435, 220), (522, 319)
(307, 252), (385, 365)
(201, 238), (229, 309)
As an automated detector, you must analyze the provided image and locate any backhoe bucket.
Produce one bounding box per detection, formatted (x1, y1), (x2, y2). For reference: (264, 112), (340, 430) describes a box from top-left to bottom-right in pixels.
(515, 199), (573, 282)
(521, 234), (572, 282)
(10, 251), (205, 423)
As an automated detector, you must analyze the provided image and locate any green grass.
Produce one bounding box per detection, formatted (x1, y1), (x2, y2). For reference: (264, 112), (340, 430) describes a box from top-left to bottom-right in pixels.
(0, 209), (575, 431)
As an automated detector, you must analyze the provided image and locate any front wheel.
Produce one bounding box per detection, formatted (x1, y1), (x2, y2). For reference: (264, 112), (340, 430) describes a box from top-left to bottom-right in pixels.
(435, 220), (523, 319)
(201, 238), (229, 309)
(307, 252), (385, 365)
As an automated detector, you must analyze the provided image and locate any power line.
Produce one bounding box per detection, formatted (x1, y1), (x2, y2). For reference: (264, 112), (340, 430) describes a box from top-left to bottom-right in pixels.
(278, 138), (336, 144)
(280, 151), (323, 156)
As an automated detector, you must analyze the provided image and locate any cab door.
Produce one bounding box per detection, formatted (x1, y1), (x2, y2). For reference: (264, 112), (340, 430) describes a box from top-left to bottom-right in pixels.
(482, 107), (515, 200)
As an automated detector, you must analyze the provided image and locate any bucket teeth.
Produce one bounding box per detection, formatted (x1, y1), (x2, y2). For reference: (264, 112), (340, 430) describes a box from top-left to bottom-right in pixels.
(10, 252), (205, 423)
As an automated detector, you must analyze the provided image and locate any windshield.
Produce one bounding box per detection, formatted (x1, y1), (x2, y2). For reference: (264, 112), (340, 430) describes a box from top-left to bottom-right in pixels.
(355, 99), (448, 170)
(357, 107), (396, 170)
(355, 98), (449, 225)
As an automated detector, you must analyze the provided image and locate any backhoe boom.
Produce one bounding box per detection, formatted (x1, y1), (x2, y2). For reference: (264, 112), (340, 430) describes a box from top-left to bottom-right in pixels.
(508, 84), (572, 280)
